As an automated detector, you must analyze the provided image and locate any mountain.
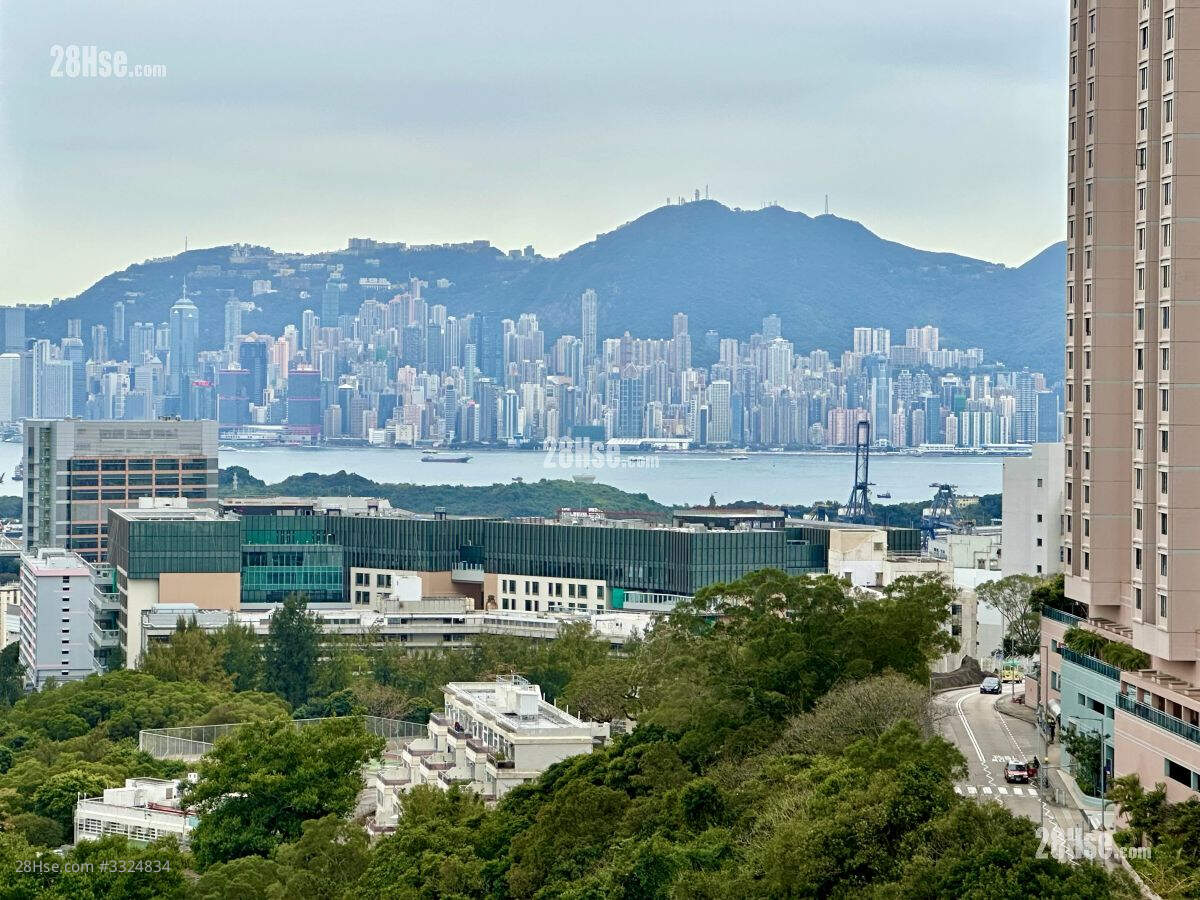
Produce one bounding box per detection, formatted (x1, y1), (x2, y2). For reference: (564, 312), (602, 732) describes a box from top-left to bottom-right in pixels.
(26, 201), (1065, 375)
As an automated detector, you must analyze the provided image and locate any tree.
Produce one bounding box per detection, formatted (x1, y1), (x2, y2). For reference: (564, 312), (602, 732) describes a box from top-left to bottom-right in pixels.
(182, 716), (383, 868)
(976, 574), (1041, 658)
(215, 622), (264, 692)
(1062, 724), (1104, 797)
(562, 658), (638, 722)
(778, 671), (948, 756)
(140, 617), (231, 688)
(263, 594), (321, 708)
(6, 812), (64, 848)
(32, 769), (112, 835)
(0, 641), (24, 706)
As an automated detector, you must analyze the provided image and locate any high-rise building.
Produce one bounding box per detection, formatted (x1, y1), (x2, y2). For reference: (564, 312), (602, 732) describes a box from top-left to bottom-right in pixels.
(22, 419), (218, 563)
(90, 324), (108, 369)
(1042, 0), (1200, 803)
(168, 291), (200, 396)
(0, 307), (26, 353)
(111, 301), (126, 347)
(1013, 371), (1038, 443)
(287, 367), (322, 440)
(61, 336), (86, 418)
(581, 289), (598, 367)
(129, 322), (155, 364)
(18, 548), (95, 688)
(1003, 443), (1065, 579)
(762, 314), (782, 341)
(224, 299), (243, 351)
(707, 380), (732, 445)
(238, 338), (269, 406)
(0, 353), (22, 422)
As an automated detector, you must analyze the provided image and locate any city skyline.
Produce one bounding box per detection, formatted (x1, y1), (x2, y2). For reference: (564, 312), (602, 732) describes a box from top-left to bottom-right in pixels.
(1, 1), (1064, 304)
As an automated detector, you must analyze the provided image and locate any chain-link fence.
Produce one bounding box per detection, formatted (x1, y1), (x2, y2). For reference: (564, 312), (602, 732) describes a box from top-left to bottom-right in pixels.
(140, 715), (427, 760)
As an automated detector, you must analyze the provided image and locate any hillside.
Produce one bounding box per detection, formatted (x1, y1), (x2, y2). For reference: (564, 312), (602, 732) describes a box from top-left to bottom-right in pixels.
(218, 467), (672, 519)
(28, 201), (1065, 375)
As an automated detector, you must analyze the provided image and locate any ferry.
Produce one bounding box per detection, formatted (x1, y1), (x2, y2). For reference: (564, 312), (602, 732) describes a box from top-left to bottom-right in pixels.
(421, 454), (471, 463)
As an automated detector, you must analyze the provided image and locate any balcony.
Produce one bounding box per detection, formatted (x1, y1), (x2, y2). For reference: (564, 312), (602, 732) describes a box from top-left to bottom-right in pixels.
(90, 590), (121, 615)
(1117, 693), (1200, 746)
(1057, 646), (1120, 681)
(89, 627), (121, 649)
(1042, 607), (1084, 627)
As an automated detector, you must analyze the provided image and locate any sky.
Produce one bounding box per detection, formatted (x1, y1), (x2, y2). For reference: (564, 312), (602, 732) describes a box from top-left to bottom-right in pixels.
(0, 0), (1066, 304)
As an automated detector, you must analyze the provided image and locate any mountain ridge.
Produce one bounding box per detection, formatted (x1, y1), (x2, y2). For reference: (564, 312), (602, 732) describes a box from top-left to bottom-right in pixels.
(25, 201), (1065, 375)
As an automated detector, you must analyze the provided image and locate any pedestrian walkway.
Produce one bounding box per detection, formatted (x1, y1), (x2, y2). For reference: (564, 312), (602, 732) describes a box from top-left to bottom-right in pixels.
(954, 783), (1040, 797)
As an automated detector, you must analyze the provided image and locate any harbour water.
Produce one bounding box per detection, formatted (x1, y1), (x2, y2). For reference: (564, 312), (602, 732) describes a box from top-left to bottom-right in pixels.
(217, 447), (1005, 507)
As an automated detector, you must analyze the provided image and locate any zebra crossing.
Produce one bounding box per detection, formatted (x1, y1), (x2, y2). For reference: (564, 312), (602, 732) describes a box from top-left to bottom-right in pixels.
(954, 784), (1039, 797)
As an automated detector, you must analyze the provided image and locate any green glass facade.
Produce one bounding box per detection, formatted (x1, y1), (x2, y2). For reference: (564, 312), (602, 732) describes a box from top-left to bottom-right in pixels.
(108, 514), (242, 580)
(240, 517), (344, 605)
(113, 512), (919, 606)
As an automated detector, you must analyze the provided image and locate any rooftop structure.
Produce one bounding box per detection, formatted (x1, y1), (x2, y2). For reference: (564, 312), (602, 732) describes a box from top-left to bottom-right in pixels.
(371, 677), (608, 830)
(74, 777), (197, 847)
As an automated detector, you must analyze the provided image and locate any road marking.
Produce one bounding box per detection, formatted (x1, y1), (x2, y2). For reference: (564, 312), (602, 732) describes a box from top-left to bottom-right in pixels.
(955, 690), (986, 764)
(967, 786), (977, 795)
(954, 785), (962, 794)
(998, 787), (1008, 795)
(982, 786), (993, 795)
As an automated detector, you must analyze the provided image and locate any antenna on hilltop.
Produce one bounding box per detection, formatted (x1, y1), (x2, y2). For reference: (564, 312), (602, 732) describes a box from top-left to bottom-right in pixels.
(705, 184), (709, 199)
(824, 195), (829, 215)
(184, 235), (188, 252)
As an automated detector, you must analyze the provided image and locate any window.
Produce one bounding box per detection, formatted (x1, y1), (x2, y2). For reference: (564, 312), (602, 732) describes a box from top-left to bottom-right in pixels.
(1165, 98), (1173, 124)
(1161, 554), (1167, 577)
(1160, 593), (1168, 618)
(1167, 14), (1175, 40)
(1161, 471), (1168, 495)
(1140, 64), (1148, 90)
(1164, 139), (1172, 165)
(1162, 305), (1170, 330)
(1161, 511), (1168, 536)
(1162, 388), (1169, 412)
(1136, 467), (1144, 490)
(1164, 181), (1173, 206)
(1135, 588), (1142, 611)
(1137, 388), (1144, 411)
(1162, 430), (1169, 453)
(1137, 267), (1146, 291)
(1162, 348), (1170, 371)
(1141, 24), (1149, 49)
(1166, 56), (1174, 82)
(1136, 507), (1143, 530)
(1163, 223), (1172, 247)
(1137, 226), (1145, 250)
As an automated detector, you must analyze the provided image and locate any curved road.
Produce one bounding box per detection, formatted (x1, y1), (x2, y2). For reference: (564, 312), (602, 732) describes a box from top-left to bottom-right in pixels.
(936, 685), (1080, 835)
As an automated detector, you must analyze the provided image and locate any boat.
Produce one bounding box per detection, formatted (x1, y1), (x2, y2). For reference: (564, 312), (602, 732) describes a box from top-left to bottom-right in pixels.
(728, 455), (749, 461)
(877, 492), (892, 499)
(421, 454), (471, 463)
(12, 461), (23, 482)
(572, 474), (596, 483)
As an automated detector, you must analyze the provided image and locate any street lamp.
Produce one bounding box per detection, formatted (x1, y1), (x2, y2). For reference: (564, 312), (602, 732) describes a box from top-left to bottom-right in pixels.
(1067, 713), (1111, 831)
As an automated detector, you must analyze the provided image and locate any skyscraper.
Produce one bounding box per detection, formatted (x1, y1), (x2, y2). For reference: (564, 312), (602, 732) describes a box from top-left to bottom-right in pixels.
(168, 289), (200, 397)
(581, 289), (598, 366)
(762, 315), (782, 341)
(224, 298), (243, 351)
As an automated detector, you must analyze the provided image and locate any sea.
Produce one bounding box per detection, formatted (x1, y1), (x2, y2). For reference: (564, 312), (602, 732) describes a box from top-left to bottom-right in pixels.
(0, 441), (1007, 507)
(212, 446), (1005, 508)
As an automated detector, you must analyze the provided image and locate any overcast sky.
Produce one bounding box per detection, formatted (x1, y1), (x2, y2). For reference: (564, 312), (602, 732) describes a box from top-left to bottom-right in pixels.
(0, 0), (1065, 304)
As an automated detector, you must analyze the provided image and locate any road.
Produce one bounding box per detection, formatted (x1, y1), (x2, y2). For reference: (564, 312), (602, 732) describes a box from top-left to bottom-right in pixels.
(937, 685), (1078, 834)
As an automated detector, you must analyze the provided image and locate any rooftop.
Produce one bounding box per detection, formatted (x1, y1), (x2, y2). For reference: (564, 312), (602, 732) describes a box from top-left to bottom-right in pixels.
(446, 676), (599, 734)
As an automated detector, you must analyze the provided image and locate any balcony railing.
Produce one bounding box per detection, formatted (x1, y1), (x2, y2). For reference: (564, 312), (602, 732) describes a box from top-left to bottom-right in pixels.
(1117, 693), (1200, 746)
(1042, 607), (1084, 627)
(1058, 646), (1120, 681)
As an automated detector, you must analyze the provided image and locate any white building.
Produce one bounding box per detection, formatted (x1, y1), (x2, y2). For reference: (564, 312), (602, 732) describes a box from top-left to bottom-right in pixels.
(371, 677), (608, 832)
(1001, 442), (1065, 578)
(138, 597), (652, 660)
(74, 777), (196, 847)
(18, 548), (95, 688)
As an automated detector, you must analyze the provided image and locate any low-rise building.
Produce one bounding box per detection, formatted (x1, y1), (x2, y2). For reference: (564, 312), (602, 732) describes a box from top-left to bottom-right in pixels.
(371, 676), (608, 832)
(74, 777), (196, 847)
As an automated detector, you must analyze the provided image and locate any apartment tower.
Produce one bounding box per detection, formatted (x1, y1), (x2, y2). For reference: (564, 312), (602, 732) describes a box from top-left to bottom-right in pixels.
(1046, 0), (1200, 800)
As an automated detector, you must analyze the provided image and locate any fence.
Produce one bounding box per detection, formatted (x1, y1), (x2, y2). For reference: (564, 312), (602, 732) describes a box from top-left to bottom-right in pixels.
(139, 715), (427, 761)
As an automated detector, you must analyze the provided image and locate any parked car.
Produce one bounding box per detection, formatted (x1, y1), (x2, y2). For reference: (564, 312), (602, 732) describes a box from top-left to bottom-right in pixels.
(980, 676), (1002, 694)
(1004, 760), (1030, 783)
